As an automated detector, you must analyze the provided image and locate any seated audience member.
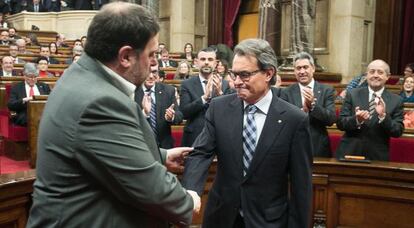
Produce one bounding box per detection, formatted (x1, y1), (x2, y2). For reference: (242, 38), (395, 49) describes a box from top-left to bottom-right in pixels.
(400, 75), (414, 103)
(174, 60), (192, 80)
(0, 56), (18, 76)
(281, 52), (336, 157)
(404, 110), (414, 129)
(80, 35), (87, 47)
(26, 33), (40, 46)
(8, 63), (51, 126)
(135, 64), (183, 149)
(403, 63), (414, 80)
(270, 74), (283, 97)
(43, 0), (61, 12)
(39, 45), (60, 64)
(71, 54), (81, 63)
(158, 48), (177, 68)
(336, 59), (404, 161)
(16, 38), (33, 54)
(9, 44), (25, 64)
(156, 42), (166, 59)
(0, 30), (10, 45)
(216, 59), (230, 79)
(338, 73), (368, 99)
(65, 45), (83, 64)
(181, 43), (196, 63)
(8, 27), (21, 40)
(49, 42), (61, 55)
(56, 33), (69, 47)
(28, 0), (47, 12)
(36, 57), (54, 77)
(73, 39), (82, 47)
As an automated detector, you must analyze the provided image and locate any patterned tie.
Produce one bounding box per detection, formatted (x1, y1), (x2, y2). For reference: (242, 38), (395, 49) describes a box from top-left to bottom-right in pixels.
(29, 86), (34, 97)
(369, 93), (377, 119)
(146, 89), (157, 135)
(242, 105), (258, 176)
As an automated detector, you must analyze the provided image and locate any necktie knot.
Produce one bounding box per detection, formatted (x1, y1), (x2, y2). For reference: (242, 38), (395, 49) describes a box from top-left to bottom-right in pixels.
(145, 89), (152, 95)
(246, 105), (258, 114)
(203, 80), (207, 85)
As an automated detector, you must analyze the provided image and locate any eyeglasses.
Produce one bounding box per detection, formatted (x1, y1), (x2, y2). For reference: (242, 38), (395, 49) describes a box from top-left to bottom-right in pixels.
(151, 70), (159, 75)
(228, 69), (262, 81)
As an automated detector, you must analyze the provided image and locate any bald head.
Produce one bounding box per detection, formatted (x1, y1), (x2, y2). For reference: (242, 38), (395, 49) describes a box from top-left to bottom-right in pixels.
(366, 59), (390, 91)
(367, 59), (390, 75)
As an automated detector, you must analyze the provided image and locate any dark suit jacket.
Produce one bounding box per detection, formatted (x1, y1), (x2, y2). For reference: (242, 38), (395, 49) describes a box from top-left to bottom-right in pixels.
(26, 54), (193, 227)
(281, 81), (336, 157)
(27, 3), (47, 12)
(7, 81), (50, 126)
(0, 69), (19, 76)
(135, 83), (183, 149)
(48, 56), (60, 64)
(182, 91), (313, 228)
(336, 87), (404, 161)
(158, 59), (178, 68)
(179, 75), (231, 146)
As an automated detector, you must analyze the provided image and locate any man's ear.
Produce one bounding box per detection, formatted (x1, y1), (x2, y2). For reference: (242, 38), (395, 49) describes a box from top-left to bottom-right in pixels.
(118, 46), (134, 68)
(265, 67), (275, 82)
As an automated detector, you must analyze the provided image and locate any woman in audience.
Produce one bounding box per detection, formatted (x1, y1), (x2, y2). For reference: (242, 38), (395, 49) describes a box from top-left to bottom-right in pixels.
(400, 75), (414, 103)
(80, 36), (87, 47)
(181, 43), (196, 63)
(49, 42), (61, 55)
(174, 60), (192, 80)
(216, 59), (230, 78)
(404, 63), (414, 77)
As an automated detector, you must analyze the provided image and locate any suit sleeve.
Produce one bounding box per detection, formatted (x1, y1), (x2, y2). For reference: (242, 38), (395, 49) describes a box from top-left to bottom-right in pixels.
(74, 96), (193, 226)
(8, 84), (26, 112)
(309, 86), (336, 126)
(337, 91), (360, 131)
(379, 96), (404, 137)
(288, 115), (313, 228)
(181, 99), (217, 196)
(180, 81), (206, 120)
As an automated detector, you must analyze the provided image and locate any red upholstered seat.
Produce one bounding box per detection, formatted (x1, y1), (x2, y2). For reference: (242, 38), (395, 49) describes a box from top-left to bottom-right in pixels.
(172, 127), (183, 147)
(165, 73), (175, 80)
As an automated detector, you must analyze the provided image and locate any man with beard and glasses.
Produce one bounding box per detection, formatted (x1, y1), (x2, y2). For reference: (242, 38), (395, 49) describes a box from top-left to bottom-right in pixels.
(180, 46), (231, 146)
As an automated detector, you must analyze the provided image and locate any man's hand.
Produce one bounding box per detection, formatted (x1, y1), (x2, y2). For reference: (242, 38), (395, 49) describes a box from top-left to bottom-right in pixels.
(202, 79), (213, 101)
(23, 96), (33, 103)
(164, 104), (175, 121)
(375, 96), (386, 118)
(141, 94), (151, 115)
(302, 87), (314, 109)
(355, 106), (370, 123)
(212, 74), (223, 96)
(187, 190), (201, 214)
(165, 147), (193, 172)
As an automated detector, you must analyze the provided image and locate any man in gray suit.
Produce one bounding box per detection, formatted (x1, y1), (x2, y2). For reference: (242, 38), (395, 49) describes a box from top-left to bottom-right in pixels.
(281, 52), (336, 157)
(27, 2), (199, 228)
(182, 39), (313, 228)
(336, 59), (404, 161)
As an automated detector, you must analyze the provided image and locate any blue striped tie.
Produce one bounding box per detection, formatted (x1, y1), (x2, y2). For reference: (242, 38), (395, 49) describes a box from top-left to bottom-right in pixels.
(243, 105), (258, 176)
(146, 89), (157, 135)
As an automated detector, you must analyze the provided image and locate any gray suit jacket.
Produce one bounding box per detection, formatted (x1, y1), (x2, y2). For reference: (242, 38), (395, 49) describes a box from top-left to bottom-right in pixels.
(27, 54), (193, 227)
(281, 81), (336, 157)
(336, 87), (404, 161)
(182, 90), (313, 228)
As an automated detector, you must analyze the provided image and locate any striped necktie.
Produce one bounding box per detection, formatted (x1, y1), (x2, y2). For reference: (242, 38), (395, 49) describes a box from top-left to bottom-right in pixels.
(146, 89), (157, 135)
(242, 105), (258, 176)
(369, 93), (377, 119)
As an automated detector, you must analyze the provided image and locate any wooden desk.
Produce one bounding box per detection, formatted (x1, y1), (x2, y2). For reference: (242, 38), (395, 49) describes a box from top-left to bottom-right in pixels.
(27, 96), (47, 168)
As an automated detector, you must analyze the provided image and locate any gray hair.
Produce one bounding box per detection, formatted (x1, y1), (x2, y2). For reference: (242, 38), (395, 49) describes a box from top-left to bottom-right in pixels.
(23, 63), (38, 76)
(233, 38), (278, 84)
(294, 52), (315, 66)
(367, 59), (390, 75)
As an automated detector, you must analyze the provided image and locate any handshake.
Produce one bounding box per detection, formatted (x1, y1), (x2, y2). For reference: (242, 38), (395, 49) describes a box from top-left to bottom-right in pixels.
(166, 147), (201, 214)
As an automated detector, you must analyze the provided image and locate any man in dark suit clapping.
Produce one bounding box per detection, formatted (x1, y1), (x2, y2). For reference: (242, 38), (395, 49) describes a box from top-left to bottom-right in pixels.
(336, 59), (404, 161)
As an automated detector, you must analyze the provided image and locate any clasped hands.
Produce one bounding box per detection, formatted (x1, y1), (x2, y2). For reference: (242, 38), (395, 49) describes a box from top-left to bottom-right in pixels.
(301, 87), (314, 112)
(202, 74), (223, 101)
(355, 96), (386, 123)
(165, 147), (201, 214)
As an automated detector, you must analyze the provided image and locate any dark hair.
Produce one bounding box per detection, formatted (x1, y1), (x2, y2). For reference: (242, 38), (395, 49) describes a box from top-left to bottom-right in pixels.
(217, 59), (229, 75)
(405, 63), (414, 72)
(27, 33), (40, 46)
(233, 38), (278, 85)
(184, 43), (193, 53)
(197, 46), (217, 58)
(39, 45), (49, 51)
(49, 42), (59, 54)
(84, 2), (160, 63)
(36, 56), (49, 64)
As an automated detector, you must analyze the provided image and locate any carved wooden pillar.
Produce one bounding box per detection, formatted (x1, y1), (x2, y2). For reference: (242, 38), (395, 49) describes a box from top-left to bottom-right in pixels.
(258, 0), (282, 58)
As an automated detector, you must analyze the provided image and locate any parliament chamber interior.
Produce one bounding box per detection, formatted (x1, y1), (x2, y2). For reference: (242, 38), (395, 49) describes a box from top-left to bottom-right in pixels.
(0, 0), (413, 227)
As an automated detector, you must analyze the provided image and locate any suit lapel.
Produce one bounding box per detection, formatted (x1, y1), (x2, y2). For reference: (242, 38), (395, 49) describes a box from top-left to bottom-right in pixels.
(313, 81), (323, 103)
(244, 95), (286, 179)
(229, 97), (245, 170)
(155, 84), (164, 124)
(291, 84), (303, 108)
(192, 77), (205, 97)
(134, 87), (144, 108)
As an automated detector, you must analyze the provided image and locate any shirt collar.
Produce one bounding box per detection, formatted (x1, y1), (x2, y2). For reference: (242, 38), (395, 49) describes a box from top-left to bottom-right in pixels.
(97, 61), (136, 101)
(199, 75), (208, 84)
(243, 89), (273, 115)
(298, 79), (315, 90)
(142, 84), (155, 93)
(368, 86), (385, 98)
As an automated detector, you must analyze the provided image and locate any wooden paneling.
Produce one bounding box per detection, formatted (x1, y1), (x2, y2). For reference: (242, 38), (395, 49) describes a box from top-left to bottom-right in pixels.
(27, 97), (47, 168)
